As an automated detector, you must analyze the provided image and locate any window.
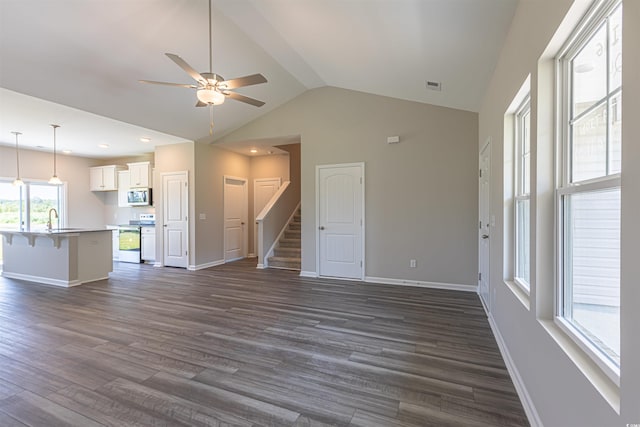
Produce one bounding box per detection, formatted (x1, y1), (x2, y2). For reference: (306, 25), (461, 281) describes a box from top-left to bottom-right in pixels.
(0, 180), (65, 264)
(556, 0), (622, 379)
(515, 97), (531, 291)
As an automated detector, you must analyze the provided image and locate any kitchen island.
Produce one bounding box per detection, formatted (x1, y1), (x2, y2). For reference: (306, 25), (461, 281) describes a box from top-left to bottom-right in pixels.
(0, 229), (112, 287)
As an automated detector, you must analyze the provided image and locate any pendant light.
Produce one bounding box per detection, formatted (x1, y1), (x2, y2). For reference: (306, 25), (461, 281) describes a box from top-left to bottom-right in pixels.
(11, 131), (24, 187)
(48, 124), (62, 185)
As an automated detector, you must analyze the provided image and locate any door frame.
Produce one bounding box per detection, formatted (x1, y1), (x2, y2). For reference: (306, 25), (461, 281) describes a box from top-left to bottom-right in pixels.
(253, 177), (281, 257)
(223, 175), (248, 262)
(478, 139), (491, 312)
(315, 162), (365, 280)
(161, 170), (189, 268)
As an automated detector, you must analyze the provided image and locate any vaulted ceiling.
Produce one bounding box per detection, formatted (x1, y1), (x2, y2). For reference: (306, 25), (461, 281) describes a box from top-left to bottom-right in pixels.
(0, 0), (518, 157)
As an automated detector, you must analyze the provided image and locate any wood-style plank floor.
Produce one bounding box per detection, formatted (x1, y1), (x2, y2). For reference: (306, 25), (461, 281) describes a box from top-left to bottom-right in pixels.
(0, 259), (529, 426)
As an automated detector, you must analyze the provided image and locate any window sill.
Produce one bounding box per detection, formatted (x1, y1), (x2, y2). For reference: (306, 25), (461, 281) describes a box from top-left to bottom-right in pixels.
(540, 319), (620, 413)
(504, 279), (530, 310)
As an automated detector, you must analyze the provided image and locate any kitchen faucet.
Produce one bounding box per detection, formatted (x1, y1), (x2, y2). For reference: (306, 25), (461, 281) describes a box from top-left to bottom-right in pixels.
(47, 208), (59, 231)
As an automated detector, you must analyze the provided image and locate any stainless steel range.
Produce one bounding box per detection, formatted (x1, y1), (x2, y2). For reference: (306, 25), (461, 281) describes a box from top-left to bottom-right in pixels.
(118, 214), (155, 263)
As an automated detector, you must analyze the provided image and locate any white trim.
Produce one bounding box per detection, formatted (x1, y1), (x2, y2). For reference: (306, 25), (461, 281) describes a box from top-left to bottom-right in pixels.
(247, 253), (255, 258)
(1, 271), (85, 287)
(554, 316), (620, 386)
(315, 162), (365, 280)
(488, 313), (543, 427)
(365, 276), (476, 292)
(153, 262), (163, 267)
(263, 202), (301, 268)
(256, 263), (265, 270)
(299, 270), (318, 278)
(187, 259), (225, 271)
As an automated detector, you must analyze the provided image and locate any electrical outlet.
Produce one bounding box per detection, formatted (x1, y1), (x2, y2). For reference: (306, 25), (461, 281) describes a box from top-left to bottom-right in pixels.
(410, 259), (417, 268)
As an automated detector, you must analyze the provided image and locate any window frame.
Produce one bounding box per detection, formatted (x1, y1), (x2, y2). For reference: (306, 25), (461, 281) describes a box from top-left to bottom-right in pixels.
(0, 179), (67, 231)
(554, 0), (622, 385)
(514, 96), (531, 293)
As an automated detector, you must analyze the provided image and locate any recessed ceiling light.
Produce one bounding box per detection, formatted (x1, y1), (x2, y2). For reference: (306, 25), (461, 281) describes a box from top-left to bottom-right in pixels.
(98, 144), (109, 149)
(250, 149), (258, 154)
(140, 137), (151, 143)
(62, 150), (72, 155)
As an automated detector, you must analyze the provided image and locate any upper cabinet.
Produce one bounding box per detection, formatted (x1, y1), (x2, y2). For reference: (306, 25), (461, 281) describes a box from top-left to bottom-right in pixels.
(89, 165), (123, 191)
(117, 170), (130, 207)
(128, 162), (152, 188)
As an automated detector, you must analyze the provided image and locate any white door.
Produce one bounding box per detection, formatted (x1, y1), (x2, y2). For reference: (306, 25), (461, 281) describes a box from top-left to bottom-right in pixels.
(479, 141), (491, 311)
(254, 178), (281, 255)
(317, 163), (364, 279)
(224, 176), (248, 262)
(163, 172), (188, 268)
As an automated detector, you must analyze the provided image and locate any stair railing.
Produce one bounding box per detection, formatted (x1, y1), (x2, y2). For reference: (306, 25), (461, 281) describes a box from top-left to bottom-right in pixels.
(255, 181), (300, 268)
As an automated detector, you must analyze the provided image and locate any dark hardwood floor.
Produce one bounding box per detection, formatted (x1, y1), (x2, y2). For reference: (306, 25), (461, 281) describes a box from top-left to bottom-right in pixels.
(0, 259), (529, 426)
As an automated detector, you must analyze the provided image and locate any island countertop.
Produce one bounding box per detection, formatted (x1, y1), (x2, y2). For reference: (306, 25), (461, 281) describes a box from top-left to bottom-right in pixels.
(0, 229), (113, 287)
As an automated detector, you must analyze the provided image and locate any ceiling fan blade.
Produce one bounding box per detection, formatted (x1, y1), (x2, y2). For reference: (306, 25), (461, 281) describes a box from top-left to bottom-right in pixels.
(139, 80), (197, 88)
(196, 100), (207, 107)
(225, 91), (265, 107)
(165, 53), (207, 85)
(221, 74), (267, 89)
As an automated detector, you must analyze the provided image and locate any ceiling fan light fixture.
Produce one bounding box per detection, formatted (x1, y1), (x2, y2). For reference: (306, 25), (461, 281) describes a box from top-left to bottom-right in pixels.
(197, 88), (225, 105)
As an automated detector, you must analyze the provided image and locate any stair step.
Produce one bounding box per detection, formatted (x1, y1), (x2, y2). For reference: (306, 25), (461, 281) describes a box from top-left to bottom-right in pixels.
(288, 222), (301, 230)
(274, 247), (301, 257)
(279, 238), (301, 248)
(268, 256), (301, 270)
(294, 214), (301, 222)
(284, 229), (301, 239)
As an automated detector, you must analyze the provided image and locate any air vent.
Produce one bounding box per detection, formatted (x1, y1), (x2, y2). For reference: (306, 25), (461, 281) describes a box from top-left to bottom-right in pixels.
(426, 80), (442, 91)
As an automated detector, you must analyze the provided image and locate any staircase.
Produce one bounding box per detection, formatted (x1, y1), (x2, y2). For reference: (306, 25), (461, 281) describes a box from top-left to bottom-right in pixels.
(268, 210), (301, 270)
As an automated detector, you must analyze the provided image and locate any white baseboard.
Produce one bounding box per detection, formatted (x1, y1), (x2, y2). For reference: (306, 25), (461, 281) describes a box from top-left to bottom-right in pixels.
(256, 263), (266, 269)
(1, 271), (82, 287)
(488, 313), (543, 427)
(248, 253), (256, 258)
(299, 270), (318, 278)
(365, 276), (476, 292)
(153, 262), (163, 267)
(187, 259), (225, 271)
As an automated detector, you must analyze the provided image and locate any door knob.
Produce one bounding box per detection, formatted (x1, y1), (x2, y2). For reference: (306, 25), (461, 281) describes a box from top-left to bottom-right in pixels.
(482, 234), (489, 239)
(163, 224), (168, 227)
(319, 226), (325, 230)
(241, 222), (245, 225)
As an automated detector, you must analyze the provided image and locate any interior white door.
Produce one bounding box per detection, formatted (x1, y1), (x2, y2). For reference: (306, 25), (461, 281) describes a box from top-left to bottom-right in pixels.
(163, 172), (188, 268)
(224, 176), (248, 262)
(253, 178), (281, 255)
(318, 163), (364, 279)
(479, 142), (491, 310)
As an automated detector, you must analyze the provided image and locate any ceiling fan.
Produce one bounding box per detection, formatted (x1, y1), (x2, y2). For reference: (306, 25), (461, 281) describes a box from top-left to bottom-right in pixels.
(139, 0), (267, 130)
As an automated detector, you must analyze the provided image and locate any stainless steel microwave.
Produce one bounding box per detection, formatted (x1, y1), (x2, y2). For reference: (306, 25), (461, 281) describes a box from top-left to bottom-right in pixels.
(127, 188), (152, 206)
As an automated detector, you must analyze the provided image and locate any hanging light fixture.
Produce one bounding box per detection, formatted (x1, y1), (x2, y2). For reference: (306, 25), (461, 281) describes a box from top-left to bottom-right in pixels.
(11, 131), (24, 187)
(48, 124), (62, 185)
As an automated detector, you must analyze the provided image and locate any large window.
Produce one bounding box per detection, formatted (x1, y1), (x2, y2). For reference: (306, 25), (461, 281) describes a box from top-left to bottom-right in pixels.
(0, 180), (64, 264)
(515, 97), (531, 291)
(556, 0), (622, 379)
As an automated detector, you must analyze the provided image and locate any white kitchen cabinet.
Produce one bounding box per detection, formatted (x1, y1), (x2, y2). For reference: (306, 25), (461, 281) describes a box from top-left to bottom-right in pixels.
(117, 170), (130, 207)
(89, 165), (123, 191)
(141, 226), (156, 262)
(127, 162), (152, 188)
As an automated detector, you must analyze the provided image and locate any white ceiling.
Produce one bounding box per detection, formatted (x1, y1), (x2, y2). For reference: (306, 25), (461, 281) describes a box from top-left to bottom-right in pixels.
(0, 0), (518, 158)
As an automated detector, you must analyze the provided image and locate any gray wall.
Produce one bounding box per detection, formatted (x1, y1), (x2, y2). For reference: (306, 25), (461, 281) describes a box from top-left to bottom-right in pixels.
(479, 0), (640, 425)
(0, 146), (106, 228)
(193, 144), (251, 267)
(217, 87), (479, 287)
